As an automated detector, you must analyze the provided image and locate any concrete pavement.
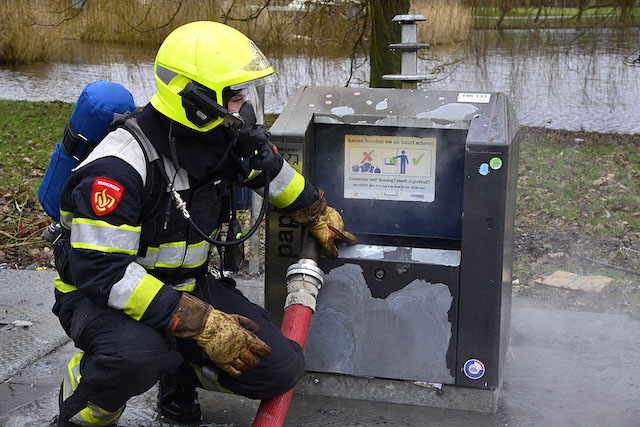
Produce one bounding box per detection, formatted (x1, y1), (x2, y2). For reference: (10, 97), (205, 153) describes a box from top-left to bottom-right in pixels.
(1, 269), (639, 426)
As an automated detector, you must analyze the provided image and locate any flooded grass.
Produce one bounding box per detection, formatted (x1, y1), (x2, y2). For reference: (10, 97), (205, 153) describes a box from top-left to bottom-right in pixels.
(0, 0), (468, 64)
(72, 0), (219, 46)
(412, 0), (471, 45)
(2, 1), (637, 65)
(0, 0), (61, 64)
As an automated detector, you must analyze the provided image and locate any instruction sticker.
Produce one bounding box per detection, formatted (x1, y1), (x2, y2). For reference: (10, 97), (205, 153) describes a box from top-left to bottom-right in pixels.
(457, 93), (491, 104)
(344, 134), (437, 203)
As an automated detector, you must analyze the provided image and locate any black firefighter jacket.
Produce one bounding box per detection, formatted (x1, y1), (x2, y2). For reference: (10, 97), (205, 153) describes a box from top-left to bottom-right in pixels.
(52, 105), (318, 332)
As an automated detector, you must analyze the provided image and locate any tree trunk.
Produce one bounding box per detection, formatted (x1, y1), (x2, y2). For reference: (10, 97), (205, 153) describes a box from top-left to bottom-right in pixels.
(620, 0), (633, 26)
(369, 0), (410, 89)
(576, 0), (583, 25)
(496, 8), (507, 29)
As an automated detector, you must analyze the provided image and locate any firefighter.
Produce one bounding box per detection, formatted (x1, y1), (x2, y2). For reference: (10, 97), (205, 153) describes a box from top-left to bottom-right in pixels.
(53, 21), (356, 426)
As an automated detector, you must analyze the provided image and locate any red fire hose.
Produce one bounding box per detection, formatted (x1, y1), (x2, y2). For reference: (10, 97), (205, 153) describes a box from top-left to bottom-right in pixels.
(252, 232), (322, 427)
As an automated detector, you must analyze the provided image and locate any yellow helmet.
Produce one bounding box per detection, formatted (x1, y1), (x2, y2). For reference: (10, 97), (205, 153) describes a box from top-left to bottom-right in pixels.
(150, 21), (276, 132)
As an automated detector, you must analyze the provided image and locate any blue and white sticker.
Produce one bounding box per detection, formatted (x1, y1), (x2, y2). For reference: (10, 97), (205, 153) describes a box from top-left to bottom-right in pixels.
(478, 163), (489, 176)
(463, 359), (485, 380)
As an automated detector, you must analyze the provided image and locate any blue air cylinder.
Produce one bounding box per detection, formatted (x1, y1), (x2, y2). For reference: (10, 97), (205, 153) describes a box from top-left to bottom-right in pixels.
(38, 81), (136, 221)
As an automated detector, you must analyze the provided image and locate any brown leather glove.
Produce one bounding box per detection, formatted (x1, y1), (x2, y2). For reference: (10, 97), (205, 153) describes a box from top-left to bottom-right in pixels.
(167, 293), (272, 377)
(284, 189), (357, 258)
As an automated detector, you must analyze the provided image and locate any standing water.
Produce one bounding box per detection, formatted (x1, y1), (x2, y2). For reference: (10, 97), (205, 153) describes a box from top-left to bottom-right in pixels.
(0, 28), (638, 134)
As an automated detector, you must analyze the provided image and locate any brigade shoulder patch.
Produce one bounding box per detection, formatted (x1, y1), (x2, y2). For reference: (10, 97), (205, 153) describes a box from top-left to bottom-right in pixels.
(91, 177), (124, 216)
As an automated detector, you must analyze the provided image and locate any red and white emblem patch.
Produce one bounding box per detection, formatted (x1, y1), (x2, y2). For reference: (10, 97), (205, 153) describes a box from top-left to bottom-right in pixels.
(91, 177), (124, 216)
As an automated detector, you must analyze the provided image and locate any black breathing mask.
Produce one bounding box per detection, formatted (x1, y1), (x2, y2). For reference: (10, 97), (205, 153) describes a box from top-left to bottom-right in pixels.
(179, 81), (277, 172)
(233, 100), (278, 171)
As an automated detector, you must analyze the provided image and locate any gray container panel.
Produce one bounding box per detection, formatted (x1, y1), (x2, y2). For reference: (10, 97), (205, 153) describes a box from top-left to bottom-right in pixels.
(306, 259), (458, 383)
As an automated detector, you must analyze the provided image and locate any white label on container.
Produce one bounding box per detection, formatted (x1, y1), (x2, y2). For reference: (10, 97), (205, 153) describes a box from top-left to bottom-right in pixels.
(457, 93), (491, 104)
(343, 134), (437, 203)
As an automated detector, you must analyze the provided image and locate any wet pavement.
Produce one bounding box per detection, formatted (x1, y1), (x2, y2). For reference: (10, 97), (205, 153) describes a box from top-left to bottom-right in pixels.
(1, 269), (639, 426)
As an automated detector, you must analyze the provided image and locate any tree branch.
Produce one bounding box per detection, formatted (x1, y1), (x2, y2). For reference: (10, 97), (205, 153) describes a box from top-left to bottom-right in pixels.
(345, 1), (369, 87)
(128, 0), (184, 34)
(222, 0), (272, 23)
(116, 0), (157, 34)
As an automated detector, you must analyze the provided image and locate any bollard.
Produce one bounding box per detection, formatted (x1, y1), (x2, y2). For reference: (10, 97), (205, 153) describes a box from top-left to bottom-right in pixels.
(382, 14), (434, 89)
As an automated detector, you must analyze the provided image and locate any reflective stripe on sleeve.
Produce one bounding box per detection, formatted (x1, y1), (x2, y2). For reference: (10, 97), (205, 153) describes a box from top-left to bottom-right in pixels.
(264, 162), (305, 208)
(60, 210), (73, 230)
(107, 262), (163, 321)
(71, 218), (140, 255)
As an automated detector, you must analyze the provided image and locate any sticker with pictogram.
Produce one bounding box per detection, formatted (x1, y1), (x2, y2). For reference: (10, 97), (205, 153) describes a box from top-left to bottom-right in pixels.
(91, 177), (124, 216)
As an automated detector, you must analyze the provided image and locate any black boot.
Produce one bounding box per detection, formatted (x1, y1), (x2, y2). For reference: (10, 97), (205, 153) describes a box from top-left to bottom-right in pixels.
(157, 371), (202, 424)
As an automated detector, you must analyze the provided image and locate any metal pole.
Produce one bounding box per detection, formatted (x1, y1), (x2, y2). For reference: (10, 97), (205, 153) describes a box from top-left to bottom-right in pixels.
(249, 191), (262, 276)
(400, 21), (418, 89)
(249, 85), (266, 276)
(382, 14), (434, 88)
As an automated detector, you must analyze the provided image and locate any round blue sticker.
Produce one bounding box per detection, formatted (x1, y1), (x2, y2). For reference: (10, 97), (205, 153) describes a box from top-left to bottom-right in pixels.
(478, 163), (489, 176)
(463, 359), (485, 380)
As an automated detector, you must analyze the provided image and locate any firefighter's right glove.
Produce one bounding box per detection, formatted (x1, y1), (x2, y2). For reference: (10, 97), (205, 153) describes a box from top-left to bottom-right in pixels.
(167, 293), (272, 377)
(284, 190), (357, 258)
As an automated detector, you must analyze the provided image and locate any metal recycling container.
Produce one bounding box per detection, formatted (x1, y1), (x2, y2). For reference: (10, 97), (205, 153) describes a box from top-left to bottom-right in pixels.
(265, 86), (520, 390)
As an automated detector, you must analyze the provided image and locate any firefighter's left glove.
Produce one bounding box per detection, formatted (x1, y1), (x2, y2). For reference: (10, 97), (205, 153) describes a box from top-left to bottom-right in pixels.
(284, 190), (357, 258)
(167, 293), (272, 377)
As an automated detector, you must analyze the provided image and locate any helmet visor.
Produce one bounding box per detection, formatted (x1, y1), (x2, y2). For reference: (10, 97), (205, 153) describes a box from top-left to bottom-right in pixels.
(229, 73), (278, 91)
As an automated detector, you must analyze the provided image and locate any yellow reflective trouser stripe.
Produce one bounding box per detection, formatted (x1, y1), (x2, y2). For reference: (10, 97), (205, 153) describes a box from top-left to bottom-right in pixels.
(107, 262), (163, 321)
(269, 169), (305, 208)
(175, 280), (196, 292)
(62, 354), (125, 426)
(71, 218), (140, 255)
(74, 402), (124, 426)
(55, 275), (77, 293)
(190, 363), (234, 394)
(62, 352), (83, 402)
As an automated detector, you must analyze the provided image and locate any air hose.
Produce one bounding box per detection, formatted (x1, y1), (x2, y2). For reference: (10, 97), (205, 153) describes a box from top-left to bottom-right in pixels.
(165, 170), (270, 248)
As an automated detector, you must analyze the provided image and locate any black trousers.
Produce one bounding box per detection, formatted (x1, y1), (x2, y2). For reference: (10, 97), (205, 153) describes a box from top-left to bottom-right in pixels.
(58, 275), (304, 413)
